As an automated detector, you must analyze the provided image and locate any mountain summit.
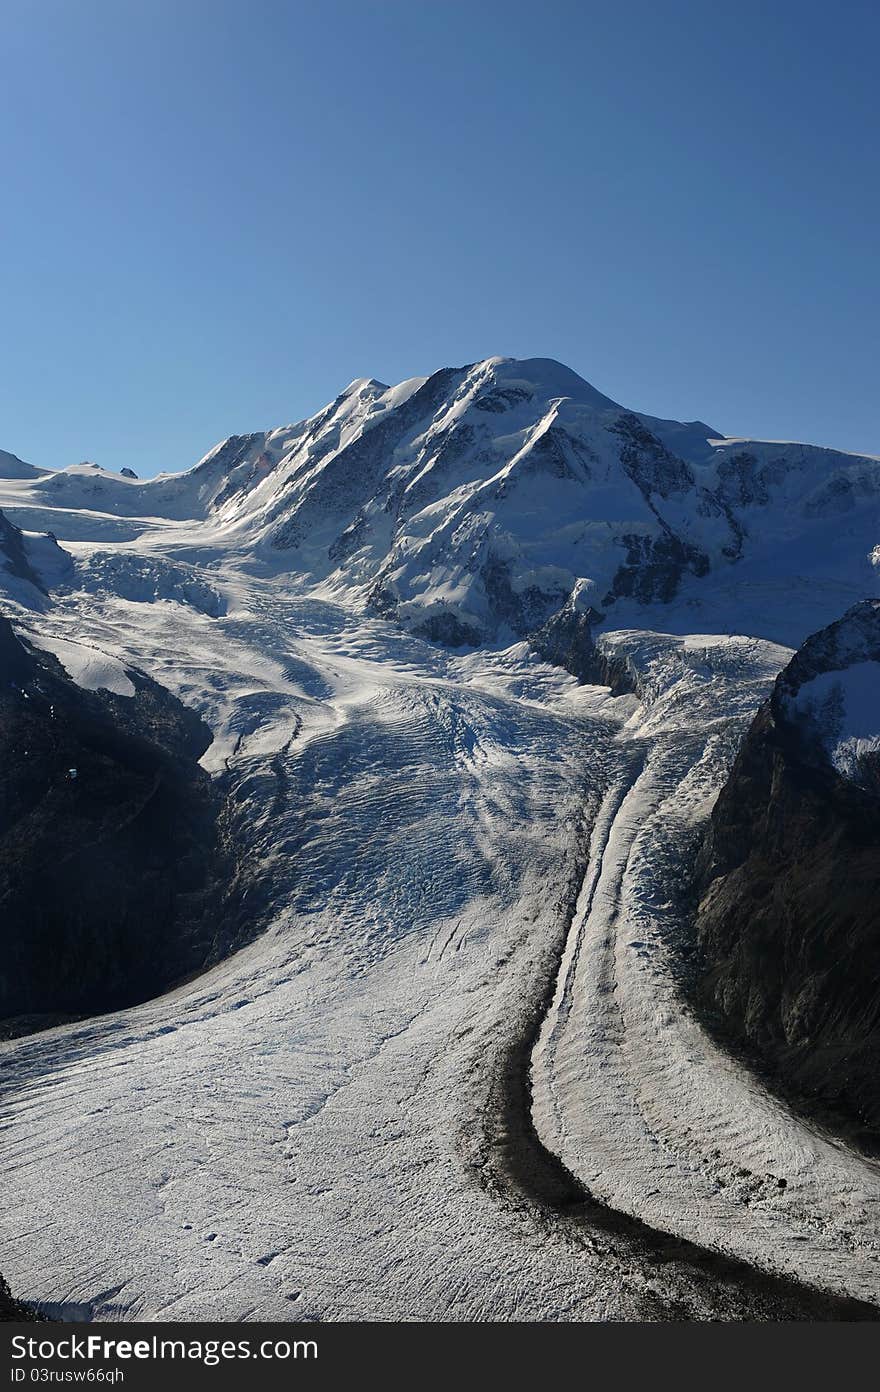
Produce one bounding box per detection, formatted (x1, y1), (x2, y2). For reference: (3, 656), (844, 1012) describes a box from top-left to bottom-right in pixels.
(1, 357), (878, 648)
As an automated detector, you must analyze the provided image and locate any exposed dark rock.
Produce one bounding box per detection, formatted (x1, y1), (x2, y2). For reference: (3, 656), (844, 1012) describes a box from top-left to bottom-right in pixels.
(586, 645), (643, 697)
(0, 614), (32, 685)
(713, 449), (785, 510)
(0, 510), (46, 594)
(528, 600), (604, 683)
(365, 581), (399, 620)
(604, 529), (710, 606)
(328, 510), (369, 563)
(272, 366), (469, 551)
(610, 412), (696, 499)
(803, 464), (880, 519)
(206, 434), (267, 511)
(526, 598), (661, 699)
(0, 1269), (40, 1321)
(693, 602), (880, 1138)
(472, 386), (533, 413)
(481, 557), (568, 637)
(0, 614), (264, 1029)
(411, 610), (481, 648)
(608, 414), (748, 581)
(516, 425), (582, 482)
(120, 467), (138, 480)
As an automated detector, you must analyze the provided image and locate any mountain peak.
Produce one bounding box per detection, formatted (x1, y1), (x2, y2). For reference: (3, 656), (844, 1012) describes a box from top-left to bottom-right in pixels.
(1, 357), (876, 652)
(340, 376), (390, 399)
(478, 356), (624, 411)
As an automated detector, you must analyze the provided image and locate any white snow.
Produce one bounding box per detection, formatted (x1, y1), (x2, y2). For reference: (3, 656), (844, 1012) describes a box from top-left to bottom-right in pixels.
(24, 632), (136, 697)
(709, 437), (880, 462)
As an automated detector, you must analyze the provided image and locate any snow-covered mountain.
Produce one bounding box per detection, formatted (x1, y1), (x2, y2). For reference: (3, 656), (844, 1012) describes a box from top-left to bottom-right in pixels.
(1, 358), (879, 1322)
(1, 356), (877, 647)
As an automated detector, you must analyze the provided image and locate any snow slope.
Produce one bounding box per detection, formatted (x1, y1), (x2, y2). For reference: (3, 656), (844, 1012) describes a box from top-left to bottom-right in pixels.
(0, 360), (878, 1320)
(23, 631), (136, 698)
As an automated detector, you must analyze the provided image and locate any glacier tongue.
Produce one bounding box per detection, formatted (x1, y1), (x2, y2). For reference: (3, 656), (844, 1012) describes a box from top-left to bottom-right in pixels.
(0, 577), (878, 1320)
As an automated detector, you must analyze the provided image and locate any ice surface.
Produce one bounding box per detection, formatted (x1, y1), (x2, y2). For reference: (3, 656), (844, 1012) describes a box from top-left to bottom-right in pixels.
(532, 631), (880, 1303)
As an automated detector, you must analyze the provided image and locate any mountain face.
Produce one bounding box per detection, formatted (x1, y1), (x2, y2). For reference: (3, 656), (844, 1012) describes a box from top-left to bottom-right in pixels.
(694, 601), (880, 1137)
(0, 616), (262, 1029)
(1, 357), (876, 648)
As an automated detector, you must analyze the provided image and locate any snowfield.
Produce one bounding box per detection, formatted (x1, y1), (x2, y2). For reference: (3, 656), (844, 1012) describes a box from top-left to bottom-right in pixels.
(1, 358), (879, 1319)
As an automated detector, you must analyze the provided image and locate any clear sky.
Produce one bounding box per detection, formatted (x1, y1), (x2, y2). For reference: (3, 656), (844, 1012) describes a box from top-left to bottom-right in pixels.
(2, 0), (877, 476)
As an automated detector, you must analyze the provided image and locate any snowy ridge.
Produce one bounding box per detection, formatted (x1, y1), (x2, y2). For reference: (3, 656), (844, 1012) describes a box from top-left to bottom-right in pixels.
(0, 448), (49, 481)
(1, 356), (877, 648)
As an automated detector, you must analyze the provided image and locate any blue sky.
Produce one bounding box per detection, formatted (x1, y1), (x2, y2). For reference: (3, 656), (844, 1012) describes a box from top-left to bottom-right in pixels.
(2, 0), (877, 476)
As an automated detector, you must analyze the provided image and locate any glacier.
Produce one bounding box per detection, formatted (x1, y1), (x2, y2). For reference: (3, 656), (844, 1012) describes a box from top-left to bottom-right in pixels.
(0, 357), (878, 1320)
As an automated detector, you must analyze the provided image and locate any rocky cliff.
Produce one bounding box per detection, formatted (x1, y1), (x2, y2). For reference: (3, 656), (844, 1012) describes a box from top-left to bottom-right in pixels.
(0, 614), (262, 1031)
(694, 601), (880, 1139)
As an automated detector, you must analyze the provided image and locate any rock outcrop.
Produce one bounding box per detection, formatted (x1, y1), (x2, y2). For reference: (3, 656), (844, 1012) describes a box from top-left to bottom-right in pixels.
(0, 615), (262, 1030)
(0, 1270), (38, 1321)
(0, 510), (47, 594)
(694, 601), (880, 1137)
